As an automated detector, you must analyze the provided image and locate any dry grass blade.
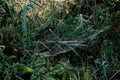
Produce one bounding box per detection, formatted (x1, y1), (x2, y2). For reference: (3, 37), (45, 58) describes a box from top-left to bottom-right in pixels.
(110, 70), (120, 80)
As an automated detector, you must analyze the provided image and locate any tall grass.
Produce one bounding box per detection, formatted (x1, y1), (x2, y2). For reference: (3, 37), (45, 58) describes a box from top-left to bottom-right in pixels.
(0, 0), (120, 80)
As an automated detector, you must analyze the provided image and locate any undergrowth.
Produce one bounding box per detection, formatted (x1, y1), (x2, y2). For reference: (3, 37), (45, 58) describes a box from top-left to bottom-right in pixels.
(0, 0), (120, 80)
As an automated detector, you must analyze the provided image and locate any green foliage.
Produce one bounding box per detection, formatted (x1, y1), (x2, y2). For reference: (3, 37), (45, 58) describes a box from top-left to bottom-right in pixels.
(0, 0), (120, 80)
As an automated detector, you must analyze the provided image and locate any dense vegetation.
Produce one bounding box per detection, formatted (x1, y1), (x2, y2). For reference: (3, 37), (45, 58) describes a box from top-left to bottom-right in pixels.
(0, 0), (120, 80)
